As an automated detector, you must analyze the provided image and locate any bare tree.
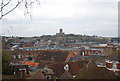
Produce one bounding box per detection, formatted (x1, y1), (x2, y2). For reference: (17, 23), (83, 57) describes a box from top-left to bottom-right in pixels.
(0, 0), (40, 20)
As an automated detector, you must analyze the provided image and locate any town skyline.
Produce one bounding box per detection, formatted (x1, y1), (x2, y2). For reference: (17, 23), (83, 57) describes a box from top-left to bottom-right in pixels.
(1, 0), (118, 37)
(1, 28), (118, 38)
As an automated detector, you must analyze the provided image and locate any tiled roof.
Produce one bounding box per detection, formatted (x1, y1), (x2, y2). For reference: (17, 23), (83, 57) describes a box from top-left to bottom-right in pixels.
(22, 61), (39, 67)
(20, 50), (40, 56)
(27, 71), (45, 79)
(35, 50), (69, 62)
(68, 60), (89, 75)
(107, 50), (120, 61)
(46, 60), (89, 78)
(68, 56), (83, 62)
(95, 57), (107, 64)
(39, 61), (55, 68)
(65, 54), (74, 62)
(47, 62), (65, 77)
(76, 61), (120, 79)
(89, 55), (108, 61)
(60, 71), (73, 79)
(2, 75), (18, 79)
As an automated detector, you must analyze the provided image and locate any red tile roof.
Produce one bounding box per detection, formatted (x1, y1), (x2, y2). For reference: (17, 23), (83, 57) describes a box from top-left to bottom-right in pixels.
(22, 61), (39, 67)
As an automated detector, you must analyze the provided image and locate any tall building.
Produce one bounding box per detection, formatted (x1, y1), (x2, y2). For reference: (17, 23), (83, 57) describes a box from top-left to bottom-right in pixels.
(56, 29), (66, 46)
(56, 29), (65, 37)
(60, 29), (63, 34)
(56, 29), (64, 35)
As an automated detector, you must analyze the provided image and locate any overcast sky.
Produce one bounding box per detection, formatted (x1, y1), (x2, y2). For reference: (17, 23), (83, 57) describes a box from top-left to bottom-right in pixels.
(1, 0), (119, 37)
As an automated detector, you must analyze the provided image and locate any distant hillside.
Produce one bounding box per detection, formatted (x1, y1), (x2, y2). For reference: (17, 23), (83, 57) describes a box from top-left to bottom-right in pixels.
(40, 34), (109, 44)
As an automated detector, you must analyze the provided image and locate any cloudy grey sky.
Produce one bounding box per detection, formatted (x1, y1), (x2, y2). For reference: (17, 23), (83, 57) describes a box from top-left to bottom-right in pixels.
(1, 0), (119, 37)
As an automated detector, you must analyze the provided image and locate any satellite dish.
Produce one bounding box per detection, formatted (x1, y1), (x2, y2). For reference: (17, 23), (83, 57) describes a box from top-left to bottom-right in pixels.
(64, 64), (69, 71)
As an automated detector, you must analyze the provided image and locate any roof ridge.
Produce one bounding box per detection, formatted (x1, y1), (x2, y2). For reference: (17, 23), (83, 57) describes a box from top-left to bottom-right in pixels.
(59, 70), (73, 79)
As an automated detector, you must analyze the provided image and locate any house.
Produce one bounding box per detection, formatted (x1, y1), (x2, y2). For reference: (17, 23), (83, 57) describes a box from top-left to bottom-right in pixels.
(41, 68), (55, 79)
(105, 50), (120, 77)
(111, 37), (120, 45)
(86, 54), (107, 62)
(65, 50), (83, 62)
(45, 60), (90, 78)
(35, 50), (83, 62)
(75, 60), (119, 79)
(45, 62), (65, 78)
(82, 49), (102, 56)
(67, 56), (83, 62)
(90, 46), (117, 56)
(95, 57), (107, 67)
(9, 63), (29, 78)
